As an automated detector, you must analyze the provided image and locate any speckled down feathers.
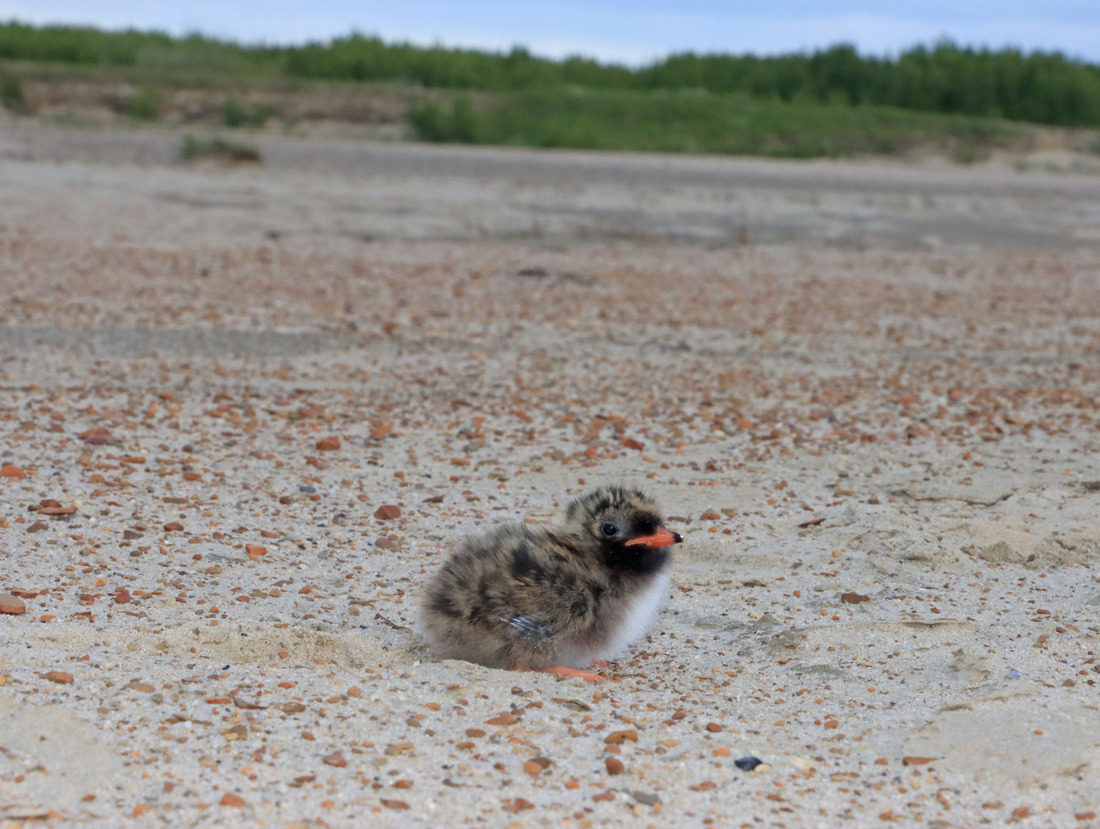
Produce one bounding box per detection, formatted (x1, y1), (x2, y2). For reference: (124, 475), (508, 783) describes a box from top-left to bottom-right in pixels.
(421, 485), (676, 670)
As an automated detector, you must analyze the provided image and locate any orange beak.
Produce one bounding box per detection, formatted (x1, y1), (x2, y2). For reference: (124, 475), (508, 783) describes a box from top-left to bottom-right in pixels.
(625, 528), (683, 548)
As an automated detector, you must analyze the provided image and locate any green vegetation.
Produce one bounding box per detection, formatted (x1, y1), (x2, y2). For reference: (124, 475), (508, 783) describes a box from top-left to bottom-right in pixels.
(180, 134), (262, 163)
(127, 85), (160, 119)
(1, 21), (1097, 158)
(409, 89), (1020, 157)
(2, 23), (1098, 126)
(222, 96), (270, 127)
(0, 72), (25, 110)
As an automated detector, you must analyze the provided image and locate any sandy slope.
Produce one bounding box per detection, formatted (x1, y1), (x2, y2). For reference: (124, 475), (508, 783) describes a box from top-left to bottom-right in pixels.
(1, 123), (1099, 826)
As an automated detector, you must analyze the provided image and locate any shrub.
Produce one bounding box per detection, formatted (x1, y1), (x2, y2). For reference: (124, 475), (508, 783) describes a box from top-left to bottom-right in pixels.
(0, 74), (26, 111)
(222, 97), (270, 127)
(128, 86), (160, 119)
(180, 135), (262, 162)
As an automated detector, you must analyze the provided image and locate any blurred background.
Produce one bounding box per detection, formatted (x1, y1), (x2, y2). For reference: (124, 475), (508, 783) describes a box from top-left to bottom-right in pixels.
(1, 1), (1098, 160)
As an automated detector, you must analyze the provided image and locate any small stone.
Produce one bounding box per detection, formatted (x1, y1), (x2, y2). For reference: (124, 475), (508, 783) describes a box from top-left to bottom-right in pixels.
(604, 729), (638, 744)
(607, 730), (642, 743)
(705, 722), (723, 733)
(841, 592), (871, 604)
(374, 504), (401, 520)
(605, 757), (625, 775)
(163, 522), (184, 531)
(79, 427), (116, 445)
(0, 464), (26, 478)
(245, 544), (267, 561)
(902, 756), (936, 766)
(0, 595), (26, 615)
(321, 752), (346, 767)
(734, 756), (763, 771)
(380, 799), (409, 810)
(114, 589), (131, 604)
(485, 713), (518, 726)
(699, 510), (721, 521)
(222, 724), (248, 741)
(219, 793), (245, 807)
(44, 671), (74, 684)
(316, 437), (341, 451)
(503, 798), (534, 813)
(632, 791), (661, 806)
(523, 757), (551, 776)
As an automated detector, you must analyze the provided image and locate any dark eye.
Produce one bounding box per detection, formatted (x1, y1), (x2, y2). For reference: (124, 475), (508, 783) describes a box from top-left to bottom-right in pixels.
(600, 522), (619, 537)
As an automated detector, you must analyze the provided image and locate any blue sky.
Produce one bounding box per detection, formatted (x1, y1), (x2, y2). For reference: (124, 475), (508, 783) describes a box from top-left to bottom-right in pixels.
(3, 1), (1100, 65)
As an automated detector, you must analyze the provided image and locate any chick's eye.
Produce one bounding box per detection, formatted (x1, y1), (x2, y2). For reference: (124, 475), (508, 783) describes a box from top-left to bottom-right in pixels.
(600, 522), (619, 537)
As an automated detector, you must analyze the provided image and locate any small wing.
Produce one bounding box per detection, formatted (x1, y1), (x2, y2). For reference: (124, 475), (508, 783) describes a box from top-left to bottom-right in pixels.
(502, 614), (554, 643)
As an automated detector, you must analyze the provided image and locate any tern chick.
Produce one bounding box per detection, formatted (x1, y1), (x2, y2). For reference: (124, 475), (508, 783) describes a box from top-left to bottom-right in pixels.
(421, 485), (682, 681)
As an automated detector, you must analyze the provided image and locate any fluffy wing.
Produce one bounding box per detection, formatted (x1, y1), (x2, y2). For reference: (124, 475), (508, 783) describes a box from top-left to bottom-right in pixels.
(501, 614), (554, 643)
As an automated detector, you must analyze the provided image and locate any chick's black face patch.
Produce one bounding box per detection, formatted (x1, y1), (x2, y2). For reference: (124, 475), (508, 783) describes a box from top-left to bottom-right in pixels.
(620, 546), (671, 575)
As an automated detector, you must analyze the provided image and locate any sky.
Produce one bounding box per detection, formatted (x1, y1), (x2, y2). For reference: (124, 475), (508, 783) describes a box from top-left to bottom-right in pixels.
(3, 1), (1100, 65)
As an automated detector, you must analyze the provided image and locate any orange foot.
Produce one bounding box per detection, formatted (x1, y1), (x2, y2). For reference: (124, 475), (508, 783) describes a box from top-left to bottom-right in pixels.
(535, 666), (604, 683)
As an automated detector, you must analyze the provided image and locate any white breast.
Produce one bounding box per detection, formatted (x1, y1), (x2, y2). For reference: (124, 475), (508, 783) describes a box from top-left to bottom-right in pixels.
(556, 571), (670, 667)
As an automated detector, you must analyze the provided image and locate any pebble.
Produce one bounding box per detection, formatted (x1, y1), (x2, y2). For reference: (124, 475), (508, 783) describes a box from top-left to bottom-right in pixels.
(0, 595), (26, 615)
(734, 756), (763, 771)
(44, 671), (73, 684)
(523, 757), (551, 776)
(0, 464), (26, 478)
(605, 757), (625, 775)
(79, 427), (116, 445)
(219, 793), (245, 807)
(374, 505), (401, 520)
(901, 756), (936, 766)
(321, 752), (346, 768)
(316, 437), (341, 451)
(604, 729), (638, 744)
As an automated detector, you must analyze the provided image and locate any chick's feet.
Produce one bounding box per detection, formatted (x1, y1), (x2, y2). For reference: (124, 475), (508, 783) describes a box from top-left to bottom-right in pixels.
(535, 666), (604, 683)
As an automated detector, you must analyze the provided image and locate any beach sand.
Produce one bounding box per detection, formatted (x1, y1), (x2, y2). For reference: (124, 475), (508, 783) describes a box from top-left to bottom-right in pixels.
(1, 123), (1099, 826)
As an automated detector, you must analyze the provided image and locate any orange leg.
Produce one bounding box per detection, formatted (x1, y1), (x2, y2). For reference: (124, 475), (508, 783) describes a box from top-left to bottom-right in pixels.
(533, 666), (604, 683)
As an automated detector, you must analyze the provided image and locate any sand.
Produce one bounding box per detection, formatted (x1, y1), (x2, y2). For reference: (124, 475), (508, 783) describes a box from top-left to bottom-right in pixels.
(1, 121), (1099, 826)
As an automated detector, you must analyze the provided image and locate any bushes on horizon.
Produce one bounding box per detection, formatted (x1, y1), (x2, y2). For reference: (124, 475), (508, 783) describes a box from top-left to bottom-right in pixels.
(2, 21), (1099, 127)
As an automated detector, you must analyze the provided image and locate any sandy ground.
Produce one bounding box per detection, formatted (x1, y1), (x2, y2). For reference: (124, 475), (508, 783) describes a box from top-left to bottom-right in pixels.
(1, 122), (1099, 827)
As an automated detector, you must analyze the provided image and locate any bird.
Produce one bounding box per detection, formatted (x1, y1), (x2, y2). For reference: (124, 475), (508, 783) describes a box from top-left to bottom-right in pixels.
(420, 484), (682, 682)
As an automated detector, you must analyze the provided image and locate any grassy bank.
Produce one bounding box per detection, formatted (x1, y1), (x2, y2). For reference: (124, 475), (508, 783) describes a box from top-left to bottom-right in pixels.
(410, 89), (1025, 159)
(1, 21), (1096, 159)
